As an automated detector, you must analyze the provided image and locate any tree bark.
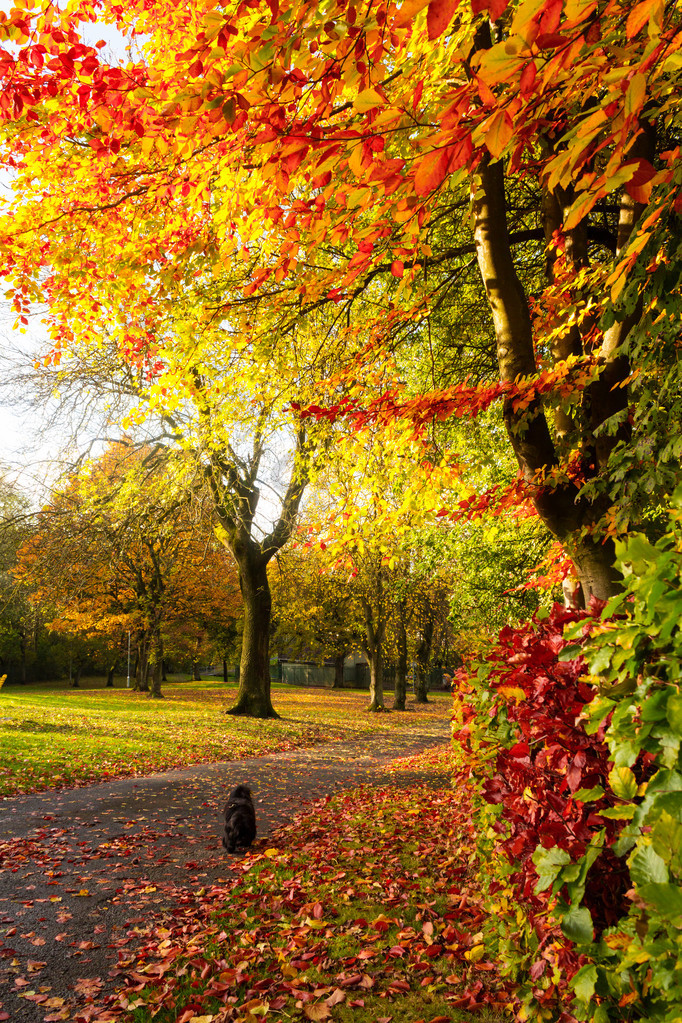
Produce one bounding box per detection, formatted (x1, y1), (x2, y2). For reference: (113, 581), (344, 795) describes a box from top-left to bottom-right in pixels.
(205, 417), (310, 718)
(415, 616), (433, 704)
(333, 652), (345, 689)
(134, 634), (149, 692)
(366, 641), (385, 712)
(106, 663), (115, 687)
(472, 156), (621, 600)
(147, 628), (164, 698)
(393, 619), (408, 711)
(227, 550), (278, 718)
(361, 569), (387, 712)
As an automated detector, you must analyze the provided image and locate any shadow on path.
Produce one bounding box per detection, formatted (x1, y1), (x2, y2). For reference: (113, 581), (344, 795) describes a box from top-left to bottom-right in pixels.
(0, 720), (451, 1022)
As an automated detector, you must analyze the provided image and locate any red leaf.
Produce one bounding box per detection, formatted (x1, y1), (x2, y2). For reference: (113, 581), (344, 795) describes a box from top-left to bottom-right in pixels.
(471, 0), (509, 18)
(391, 260), (405, 277)
(519, 61), (537, 95)
(426, 0), (458, 40)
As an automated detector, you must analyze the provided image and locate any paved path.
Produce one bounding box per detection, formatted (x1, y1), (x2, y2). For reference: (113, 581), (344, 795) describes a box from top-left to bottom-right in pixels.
(0, 722), (451, 1022)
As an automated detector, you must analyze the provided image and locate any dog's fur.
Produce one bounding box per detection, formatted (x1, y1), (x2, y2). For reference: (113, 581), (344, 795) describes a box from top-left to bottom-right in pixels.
(222, 784), (257, 853)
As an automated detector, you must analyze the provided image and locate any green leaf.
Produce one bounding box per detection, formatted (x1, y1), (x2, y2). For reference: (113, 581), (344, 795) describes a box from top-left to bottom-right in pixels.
(638, 882), (682, 922)
(599, 805), (636, 820)
(629, 844), (669, 885)
(572, 785), (605, 803)
(561, 904), (594, 944)
(571, 963), (598, 1002)
(532, 845), (571, 893)
(666, 692), (682, 735)
(609, 765), (638, 800)
(620, 533), (662, 572)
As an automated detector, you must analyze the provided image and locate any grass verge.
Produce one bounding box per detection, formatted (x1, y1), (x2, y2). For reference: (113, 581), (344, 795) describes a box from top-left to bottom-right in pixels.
(0, 681), (452, 797)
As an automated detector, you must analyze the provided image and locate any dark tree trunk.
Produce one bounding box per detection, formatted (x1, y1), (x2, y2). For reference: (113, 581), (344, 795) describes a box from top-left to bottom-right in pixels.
(106, 664), (115, 687)
(192, 660), (202, 681)
(147, 629), (164, 699)
(362, 572), (387, 712)
(228, 553), (278, 718)
(393, 620), (408, 711)
(415, 618), (433, 704)
(333, 653), (345, 689)
(135, 634), (150, 693)
(366, 642), (385, 712)
(19, 629), (27, 685)
(222, 657), (228, 684)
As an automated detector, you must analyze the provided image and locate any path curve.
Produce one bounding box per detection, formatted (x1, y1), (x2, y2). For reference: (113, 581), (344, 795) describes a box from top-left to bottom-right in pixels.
(0, 720), (451, 1022)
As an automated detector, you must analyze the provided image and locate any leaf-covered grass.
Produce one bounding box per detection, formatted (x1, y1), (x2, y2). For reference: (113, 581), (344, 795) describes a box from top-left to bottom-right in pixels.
(0, 678), (452, 797)
(100, 752), (510, 1023)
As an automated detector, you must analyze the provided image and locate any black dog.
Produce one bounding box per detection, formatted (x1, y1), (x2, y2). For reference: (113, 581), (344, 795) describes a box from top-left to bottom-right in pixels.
(222, 784), (257, 853)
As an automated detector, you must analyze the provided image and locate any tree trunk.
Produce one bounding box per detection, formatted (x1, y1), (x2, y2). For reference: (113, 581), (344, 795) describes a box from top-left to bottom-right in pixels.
(367, 641), (385, 712)
(415, 618), (433, 704)
(333, 652), (345, 689)
(472, 156), (622, 600)
(362, 574), (387, 712)
(192, 660), (202, 681)
(393, 620), (408, 711)
(19, 628), (27, 684)
(135, 633), (150, 693)
(222, 657), (228, 683)
(228, 553), (278, 718)
(147, 628), (164, 698)
(106, 663), (115, 687)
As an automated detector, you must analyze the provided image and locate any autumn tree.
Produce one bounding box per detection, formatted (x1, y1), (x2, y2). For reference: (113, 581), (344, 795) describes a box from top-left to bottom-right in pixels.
(270, 543), (363, 688)
(15, 442), (240, 698)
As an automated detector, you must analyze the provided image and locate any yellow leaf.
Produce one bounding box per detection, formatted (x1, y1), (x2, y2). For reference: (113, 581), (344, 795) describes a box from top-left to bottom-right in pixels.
(625, 73), (646, 117)
(484, 109), (513, 158)
(464, 944), (486, 962)
(395, 0), (430, 27)
(353, 88), (384, 113)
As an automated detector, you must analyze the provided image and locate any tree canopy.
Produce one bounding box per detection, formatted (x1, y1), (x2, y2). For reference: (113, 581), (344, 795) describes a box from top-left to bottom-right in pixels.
(0, 0), (680, 703)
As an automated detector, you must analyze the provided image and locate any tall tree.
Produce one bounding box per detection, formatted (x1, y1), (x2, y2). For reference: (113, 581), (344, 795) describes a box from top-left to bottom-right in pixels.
(15, 443), (239, 697)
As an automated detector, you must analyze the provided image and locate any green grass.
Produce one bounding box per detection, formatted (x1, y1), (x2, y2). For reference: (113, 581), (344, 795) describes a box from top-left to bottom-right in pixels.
(0, 678), (452, 796)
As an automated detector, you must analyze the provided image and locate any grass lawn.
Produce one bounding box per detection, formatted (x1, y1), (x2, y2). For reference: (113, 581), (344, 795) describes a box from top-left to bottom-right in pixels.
(0, 677), (452, 797)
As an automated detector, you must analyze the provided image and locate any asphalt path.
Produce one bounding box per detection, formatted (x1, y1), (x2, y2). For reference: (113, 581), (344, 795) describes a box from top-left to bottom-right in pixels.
(0, 718), (451, 1022)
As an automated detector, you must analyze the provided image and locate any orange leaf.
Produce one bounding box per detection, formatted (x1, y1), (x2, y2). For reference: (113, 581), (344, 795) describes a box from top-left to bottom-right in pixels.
(414, 147), (452, 195)
(426, 0), (458, 40)
(626, 0), (658, 38)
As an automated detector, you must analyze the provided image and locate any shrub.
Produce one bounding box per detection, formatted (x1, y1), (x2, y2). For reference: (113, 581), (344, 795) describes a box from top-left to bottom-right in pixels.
(454, 491), (682, 1022)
